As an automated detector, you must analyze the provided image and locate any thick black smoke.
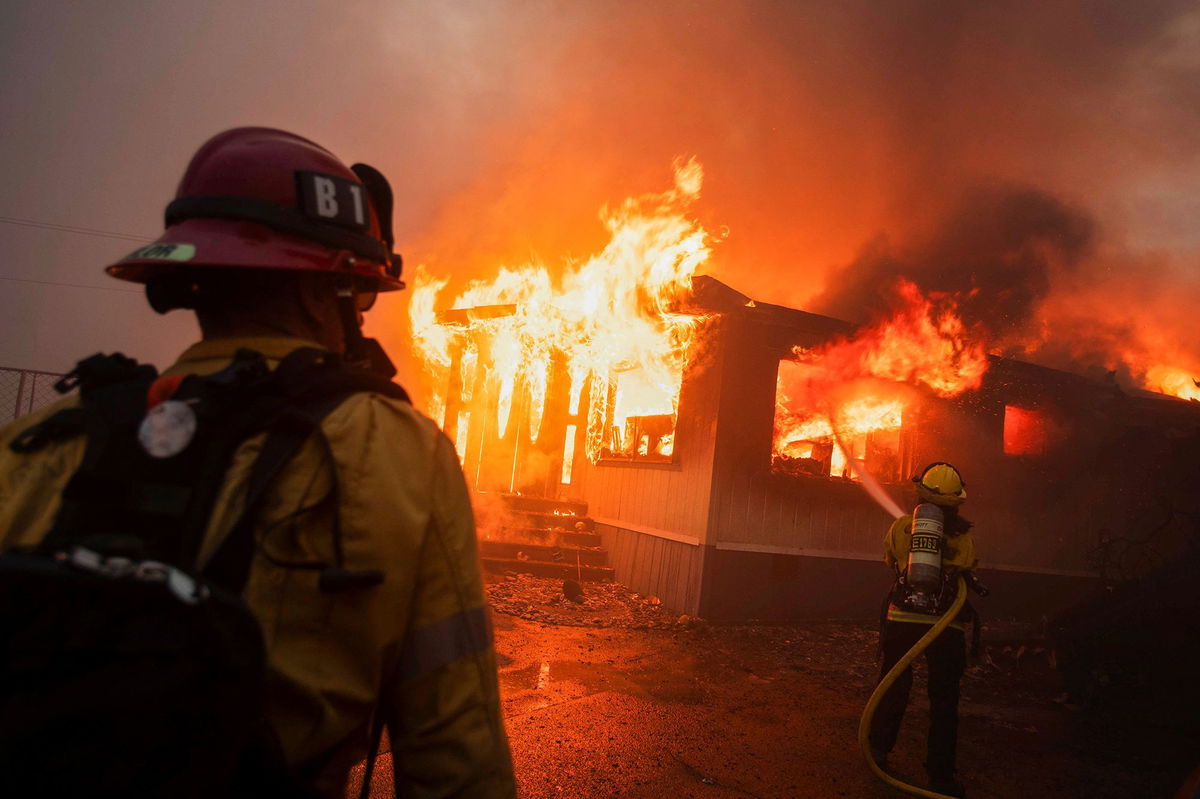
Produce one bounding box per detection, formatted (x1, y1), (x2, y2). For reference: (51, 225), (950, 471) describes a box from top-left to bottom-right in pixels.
(811, 185), (1095, 348)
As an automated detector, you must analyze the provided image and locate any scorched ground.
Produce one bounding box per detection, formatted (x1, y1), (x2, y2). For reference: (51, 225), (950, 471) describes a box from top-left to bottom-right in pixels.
(348, 574), (1193, 799)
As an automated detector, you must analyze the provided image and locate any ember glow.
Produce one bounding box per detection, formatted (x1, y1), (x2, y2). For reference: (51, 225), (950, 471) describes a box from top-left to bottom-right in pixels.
(773, 281), (987, 481)
(410, 160), (712, 489)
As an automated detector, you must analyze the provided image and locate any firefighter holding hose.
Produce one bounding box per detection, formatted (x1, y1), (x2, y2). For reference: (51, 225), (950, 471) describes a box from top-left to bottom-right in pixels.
(866, 461), (987, 799)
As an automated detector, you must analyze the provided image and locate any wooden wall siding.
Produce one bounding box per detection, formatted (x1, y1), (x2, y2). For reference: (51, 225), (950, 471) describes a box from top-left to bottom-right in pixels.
(596, 523), (704, 615)
(699, 547), (1101, 622)
(713, 470), (899, 557)
(701, 313), (900, 554)
(575, 319), (726, 544)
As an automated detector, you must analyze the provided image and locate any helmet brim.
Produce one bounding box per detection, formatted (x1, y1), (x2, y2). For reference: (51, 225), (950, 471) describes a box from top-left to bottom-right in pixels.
(105, 218), (405, 291)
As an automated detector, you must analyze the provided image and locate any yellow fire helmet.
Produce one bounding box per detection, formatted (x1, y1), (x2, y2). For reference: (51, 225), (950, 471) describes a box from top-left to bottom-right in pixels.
(913, 461), (967, 507)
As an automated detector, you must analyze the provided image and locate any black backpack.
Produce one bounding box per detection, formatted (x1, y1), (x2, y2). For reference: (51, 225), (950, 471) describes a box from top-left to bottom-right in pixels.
(0, 347), (407, 798)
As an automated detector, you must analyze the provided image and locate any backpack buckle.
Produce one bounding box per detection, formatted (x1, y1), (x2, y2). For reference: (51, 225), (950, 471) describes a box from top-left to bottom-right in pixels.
(134, 560), (211, 605)
(57, 546), (211, 605)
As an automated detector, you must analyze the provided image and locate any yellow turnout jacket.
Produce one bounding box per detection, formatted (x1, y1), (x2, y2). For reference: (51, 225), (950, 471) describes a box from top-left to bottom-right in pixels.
(0, 337), (515, 799)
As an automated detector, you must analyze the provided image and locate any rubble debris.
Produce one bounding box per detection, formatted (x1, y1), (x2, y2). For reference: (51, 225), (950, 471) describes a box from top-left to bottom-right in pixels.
(487, 573), (691, 629)
(562, 579), (585, 604)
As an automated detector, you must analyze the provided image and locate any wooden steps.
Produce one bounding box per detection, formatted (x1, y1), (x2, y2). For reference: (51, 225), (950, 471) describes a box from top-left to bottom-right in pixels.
(479, 494), (612, 582)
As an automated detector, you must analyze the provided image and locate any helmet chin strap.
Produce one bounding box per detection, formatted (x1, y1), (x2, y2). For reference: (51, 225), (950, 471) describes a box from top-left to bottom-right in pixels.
(335, 283), (396, 378)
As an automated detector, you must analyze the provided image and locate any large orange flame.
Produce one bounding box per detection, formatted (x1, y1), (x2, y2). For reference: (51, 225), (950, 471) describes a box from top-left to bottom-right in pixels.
(410, 159), (712, 467)
(773, 280), (988, 479)
(1143, 364), (1200, 402)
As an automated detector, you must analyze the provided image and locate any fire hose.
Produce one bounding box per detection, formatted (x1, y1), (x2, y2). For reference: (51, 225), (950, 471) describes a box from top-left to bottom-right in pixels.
(858, 574), (967, 799)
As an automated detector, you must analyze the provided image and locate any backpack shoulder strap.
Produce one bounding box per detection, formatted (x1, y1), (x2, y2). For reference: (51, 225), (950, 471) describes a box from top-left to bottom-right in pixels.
(39, 351), (285, 562)
(9, 353), (155, 454)
(201, 349), (410, 595)
(35, 355), (160, 552)
(200, 394), (349, 595)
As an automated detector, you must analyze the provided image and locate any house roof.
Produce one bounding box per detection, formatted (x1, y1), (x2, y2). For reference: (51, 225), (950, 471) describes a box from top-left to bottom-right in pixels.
(689, 274), (1200, 425)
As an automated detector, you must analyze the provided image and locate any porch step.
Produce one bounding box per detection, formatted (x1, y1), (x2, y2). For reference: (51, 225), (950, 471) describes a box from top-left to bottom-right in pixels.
(478, 494), (612, 582)
(509, 512), (594, 532)
(499, 493), (588, 516)
(501, 526), (602, 548)
(479, 540), (609, 567)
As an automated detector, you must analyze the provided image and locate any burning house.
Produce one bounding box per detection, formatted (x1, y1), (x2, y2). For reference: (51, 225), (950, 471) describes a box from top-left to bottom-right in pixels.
(411, 162), (1200, 622)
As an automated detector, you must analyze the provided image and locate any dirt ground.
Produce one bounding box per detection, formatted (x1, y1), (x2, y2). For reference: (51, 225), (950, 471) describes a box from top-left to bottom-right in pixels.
(360, 575), (1198, 798)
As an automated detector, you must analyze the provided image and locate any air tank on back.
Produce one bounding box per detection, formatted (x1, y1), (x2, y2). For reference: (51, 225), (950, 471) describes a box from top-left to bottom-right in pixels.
(905, 503), (945, 613)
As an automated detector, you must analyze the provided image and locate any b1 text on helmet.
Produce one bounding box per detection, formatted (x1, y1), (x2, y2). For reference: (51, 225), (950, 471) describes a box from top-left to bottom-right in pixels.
(297, 171), (370, 230)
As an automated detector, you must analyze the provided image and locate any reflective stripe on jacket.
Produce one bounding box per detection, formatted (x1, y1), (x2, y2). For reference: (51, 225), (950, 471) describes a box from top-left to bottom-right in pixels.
(0, 337), (515, 799)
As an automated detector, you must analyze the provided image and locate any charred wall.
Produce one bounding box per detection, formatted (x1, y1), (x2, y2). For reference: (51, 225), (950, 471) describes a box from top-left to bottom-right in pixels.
(581, 295), (1200, 622)
(692, 305), (1191, 621)
(705, 308), (896, 556)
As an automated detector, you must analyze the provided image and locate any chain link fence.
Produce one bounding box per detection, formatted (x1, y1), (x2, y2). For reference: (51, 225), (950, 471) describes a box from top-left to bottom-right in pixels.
(1, 367), (68, 425)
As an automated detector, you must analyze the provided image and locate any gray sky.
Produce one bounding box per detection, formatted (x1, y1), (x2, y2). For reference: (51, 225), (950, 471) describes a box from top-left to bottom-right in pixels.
(0, 1), (569, 378)
(2, 1), (1198, 394)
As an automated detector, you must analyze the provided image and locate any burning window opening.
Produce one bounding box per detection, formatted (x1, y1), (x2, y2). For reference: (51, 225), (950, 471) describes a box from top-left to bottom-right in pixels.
(1003, 405), (1049, 457)
(597, 362), (683, 463)
(772, 359), (912, 483)
(768, 280), (990, 484)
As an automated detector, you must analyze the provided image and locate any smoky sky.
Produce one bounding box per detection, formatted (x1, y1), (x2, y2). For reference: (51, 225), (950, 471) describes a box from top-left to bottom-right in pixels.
(810, 185), (1096, 344)
(1, 1), (1197, 394)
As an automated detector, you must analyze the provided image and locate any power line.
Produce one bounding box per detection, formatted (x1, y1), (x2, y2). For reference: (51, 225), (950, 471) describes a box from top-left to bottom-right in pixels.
(0, 215), (150, 294)
(0, 215), (153, 243)
(0, 275), (141, 294)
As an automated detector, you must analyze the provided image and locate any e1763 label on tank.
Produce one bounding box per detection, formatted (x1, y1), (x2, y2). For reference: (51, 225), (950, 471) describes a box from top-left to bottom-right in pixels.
(911, 533), (941, 553)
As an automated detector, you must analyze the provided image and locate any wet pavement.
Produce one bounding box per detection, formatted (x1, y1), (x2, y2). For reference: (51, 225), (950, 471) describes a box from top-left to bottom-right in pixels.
(494, 613), (1193, 798)
(352, 577), (1196, 798)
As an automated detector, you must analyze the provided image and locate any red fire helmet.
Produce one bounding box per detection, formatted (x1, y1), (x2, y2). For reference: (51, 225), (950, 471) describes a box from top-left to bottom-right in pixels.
(106, 127), (405, 291)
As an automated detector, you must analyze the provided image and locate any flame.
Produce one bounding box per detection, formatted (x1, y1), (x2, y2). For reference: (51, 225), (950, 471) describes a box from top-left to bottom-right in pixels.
(773, 280), (988, 479)
(411, 159), (712, 470)
(1143, 364), (1200, 402)
(816, 279), (988, 397)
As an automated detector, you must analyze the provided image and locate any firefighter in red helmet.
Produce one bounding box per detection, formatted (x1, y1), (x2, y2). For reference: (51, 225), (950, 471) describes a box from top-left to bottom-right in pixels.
(0, 128), (515, 798)
(112, 126), (407, 374)
(868, 462), (985, 799)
